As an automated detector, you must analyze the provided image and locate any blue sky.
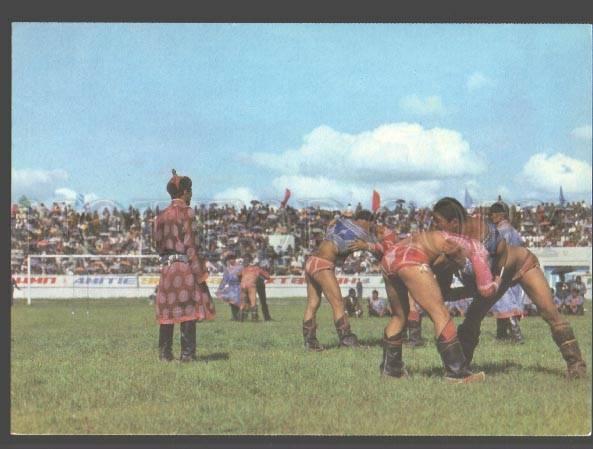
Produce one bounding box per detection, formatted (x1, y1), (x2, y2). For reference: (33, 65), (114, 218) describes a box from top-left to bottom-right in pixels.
(11, 23), (593, 208)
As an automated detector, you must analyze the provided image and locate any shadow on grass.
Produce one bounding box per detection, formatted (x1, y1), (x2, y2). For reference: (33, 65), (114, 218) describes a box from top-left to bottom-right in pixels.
(198, 352), (230, 362)
(319, 338), (383, 350)
(322, 338), (432, 350)
(417, 360), (567, 379)
(418, 360), (522, 378)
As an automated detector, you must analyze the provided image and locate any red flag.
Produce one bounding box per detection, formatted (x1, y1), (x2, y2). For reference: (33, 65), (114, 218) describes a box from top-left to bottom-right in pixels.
(372, 190), (381, 213)
(280, 188), (291, 208)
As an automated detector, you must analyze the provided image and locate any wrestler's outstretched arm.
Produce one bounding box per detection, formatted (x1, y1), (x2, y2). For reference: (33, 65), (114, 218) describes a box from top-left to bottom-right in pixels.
(348, 227), (397, 256)
(438, 232), (501, 299)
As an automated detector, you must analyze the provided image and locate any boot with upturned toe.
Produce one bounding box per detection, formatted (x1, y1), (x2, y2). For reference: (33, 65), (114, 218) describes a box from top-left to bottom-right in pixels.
(303, 319), (325, 351)
(334, 315), (359, 347)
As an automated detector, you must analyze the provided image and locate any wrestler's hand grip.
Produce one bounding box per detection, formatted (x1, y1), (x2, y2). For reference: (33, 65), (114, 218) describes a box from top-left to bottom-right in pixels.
(347, 239), (372, 253)
(477, 276), (501, 298)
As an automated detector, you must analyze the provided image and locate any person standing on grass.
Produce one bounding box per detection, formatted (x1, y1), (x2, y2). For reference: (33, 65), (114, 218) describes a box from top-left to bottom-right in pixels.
(431, 197), (587, 379)
(239, 255), (271, 321)
(488, 201), (526, 344)
(256, 269), (272, 321)
(351, 227), (498, 383)
(356, 278), (363, 303)
(302, 210), (377, 351)
(11, 273), (21, 306)
(216, 253), (243, 321)
(154, 170), (216, 362)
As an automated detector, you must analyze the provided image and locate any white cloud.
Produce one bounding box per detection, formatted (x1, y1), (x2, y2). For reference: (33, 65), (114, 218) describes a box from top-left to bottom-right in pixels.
(12, 168), (69, 202)
(84, 193), (99, 203)
(251, 123), (485, 185)
(213, 187), (258, 206)
(54, 188), (99, 204)
(54, 187), (78, 201)
(466, 71), (495, 92)
(571, 125), (592, 142)
(399, 95), (446, 116)
(521, 153), (592, 194)
(271, 175), (442, 206)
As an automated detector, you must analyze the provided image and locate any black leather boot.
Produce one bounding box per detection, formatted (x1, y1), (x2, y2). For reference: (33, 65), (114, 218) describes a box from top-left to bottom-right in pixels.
(180, 320), (197, 362)
(256, 276), (272, 321)
(380, 332), (408, 378)
(230, 304), (240, 321)
(334, 315), (359, 347)
(251, 305), (260, 322)
(407, 319), (426, 348)
(158, 324), (174, 361)
(302, 319), (324, 351)
(509, 316), (524, 344)
(496, 319), (510, 340)
(551, 322), (587, 379)
(457, 321), (480, 365)
(437, 332), (485, 384)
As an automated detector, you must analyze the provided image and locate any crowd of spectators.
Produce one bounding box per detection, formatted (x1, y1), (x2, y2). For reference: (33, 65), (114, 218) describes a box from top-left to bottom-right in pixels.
(10, 198), (592, 276)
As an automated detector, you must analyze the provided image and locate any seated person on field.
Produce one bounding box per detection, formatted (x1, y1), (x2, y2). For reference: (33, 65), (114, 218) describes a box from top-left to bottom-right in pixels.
(564, 288), (584, 316)
(368, 289), (391, 317)
(344, 288), (363, 318)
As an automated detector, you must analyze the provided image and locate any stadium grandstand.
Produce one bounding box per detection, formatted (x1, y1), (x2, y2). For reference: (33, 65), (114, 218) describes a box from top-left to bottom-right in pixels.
(11, 198), (592, 277)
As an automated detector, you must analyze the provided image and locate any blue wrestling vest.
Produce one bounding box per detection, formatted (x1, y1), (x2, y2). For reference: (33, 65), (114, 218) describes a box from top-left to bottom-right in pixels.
(457, 219), (503, 288)
(482, 220), (503, 257)
(324, 217), (375, 257)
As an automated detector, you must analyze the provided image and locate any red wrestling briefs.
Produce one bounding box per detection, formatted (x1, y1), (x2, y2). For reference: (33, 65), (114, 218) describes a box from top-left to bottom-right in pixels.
(305, 256), (336, 276)
(380, 243), (431, 276)
(511, 251), (540, 285)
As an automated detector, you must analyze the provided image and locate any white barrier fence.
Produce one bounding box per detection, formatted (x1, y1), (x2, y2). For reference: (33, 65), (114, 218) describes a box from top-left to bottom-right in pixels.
(13, 247), (592, 302)
(12, 274), (386, 300)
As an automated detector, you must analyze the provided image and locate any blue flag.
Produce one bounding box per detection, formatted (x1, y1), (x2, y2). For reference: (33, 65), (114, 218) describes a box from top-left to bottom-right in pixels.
(74, 193), (85, 212)
(464, 188), (473, 209)
(559, 186), (566, 207)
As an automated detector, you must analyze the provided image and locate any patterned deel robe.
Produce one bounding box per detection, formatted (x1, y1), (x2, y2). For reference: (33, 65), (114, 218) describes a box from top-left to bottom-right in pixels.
(154, 199), (216, 324)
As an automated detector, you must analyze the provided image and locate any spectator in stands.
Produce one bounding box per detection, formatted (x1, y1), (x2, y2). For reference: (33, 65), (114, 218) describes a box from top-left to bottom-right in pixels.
(10, 198), (593, 277)
(368, 289), (391, 317)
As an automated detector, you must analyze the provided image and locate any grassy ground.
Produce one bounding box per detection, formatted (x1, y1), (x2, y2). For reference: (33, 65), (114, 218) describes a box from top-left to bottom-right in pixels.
(10, 297), (592, 436)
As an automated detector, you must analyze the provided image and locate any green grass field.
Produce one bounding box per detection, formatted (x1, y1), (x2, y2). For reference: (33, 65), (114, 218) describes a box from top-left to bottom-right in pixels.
(10, 297), (592, 436)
